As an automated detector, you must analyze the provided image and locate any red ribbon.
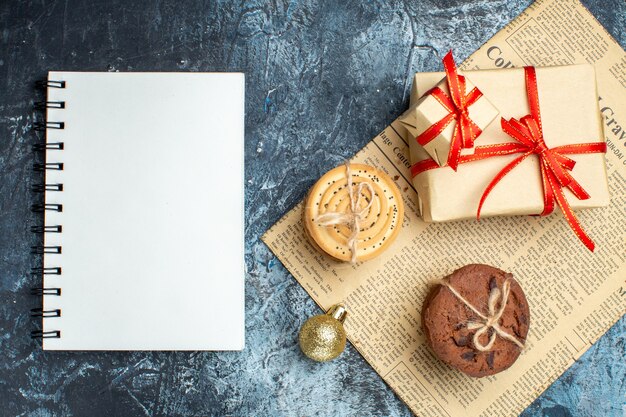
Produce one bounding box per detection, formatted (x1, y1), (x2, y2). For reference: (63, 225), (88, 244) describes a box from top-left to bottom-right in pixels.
(411, 66), (607, 252)
(415, 51), (483, 170)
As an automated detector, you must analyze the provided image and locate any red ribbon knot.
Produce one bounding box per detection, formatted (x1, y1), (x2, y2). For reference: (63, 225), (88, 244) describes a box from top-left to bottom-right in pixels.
(477, 66), (606, 251)
(415, 51), (483, 170)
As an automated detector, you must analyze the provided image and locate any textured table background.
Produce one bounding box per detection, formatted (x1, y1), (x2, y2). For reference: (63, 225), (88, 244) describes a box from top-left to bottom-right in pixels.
(1, 0), (625, 416)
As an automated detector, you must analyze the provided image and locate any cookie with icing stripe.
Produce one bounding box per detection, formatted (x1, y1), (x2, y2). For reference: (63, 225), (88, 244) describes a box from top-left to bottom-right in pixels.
(304, 163), (404, 262)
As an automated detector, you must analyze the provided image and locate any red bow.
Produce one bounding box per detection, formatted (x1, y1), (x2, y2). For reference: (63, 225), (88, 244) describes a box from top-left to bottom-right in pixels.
(477, 67), (605, 251)
(411, 66), (607, 251)
(415, 51), (483, 170)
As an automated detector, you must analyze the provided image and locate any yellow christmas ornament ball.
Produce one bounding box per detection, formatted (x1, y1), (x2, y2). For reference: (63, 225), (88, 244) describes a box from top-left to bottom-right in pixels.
(299, 304), (348, 362)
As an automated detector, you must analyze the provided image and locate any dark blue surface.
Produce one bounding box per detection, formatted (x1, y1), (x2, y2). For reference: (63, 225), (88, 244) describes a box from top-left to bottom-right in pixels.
(1, 1), (625, 416)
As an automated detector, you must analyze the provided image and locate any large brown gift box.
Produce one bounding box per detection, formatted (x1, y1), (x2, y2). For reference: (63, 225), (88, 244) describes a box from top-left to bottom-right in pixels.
(407, 64), (609, 222)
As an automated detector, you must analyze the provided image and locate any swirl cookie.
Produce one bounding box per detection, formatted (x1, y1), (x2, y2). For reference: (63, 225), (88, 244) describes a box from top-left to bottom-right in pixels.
(304, 163), (404, 263)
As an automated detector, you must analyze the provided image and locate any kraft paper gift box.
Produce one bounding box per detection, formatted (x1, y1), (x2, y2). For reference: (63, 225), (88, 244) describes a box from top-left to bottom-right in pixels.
(407, 64), (609, 223)
(400, 71), (499, 167)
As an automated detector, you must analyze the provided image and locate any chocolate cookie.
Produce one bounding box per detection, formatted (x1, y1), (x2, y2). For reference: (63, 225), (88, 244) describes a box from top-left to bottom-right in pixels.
(421, 264), (530, 377)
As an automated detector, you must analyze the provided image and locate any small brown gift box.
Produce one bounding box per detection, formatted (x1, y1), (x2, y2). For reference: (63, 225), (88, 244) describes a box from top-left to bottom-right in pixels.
(407, 64), (609, 223)
(400, 74), (499, 166)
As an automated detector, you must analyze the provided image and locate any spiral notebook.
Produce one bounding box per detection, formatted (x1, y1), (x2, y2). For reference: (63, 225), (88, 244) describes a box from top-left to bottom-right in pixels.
(33, 72), (245, 351)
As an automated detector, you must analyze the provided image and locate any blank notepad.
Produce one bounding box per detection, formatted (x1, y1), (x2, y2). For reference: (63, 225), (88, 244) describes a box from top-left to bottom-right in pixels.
(39, 72), (245, 350)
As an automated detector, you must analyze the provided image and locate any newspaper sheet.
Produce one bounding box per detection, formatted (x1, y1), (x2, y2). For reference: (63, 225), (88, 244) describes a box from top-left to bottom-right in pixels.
(262, 0), (626, 415)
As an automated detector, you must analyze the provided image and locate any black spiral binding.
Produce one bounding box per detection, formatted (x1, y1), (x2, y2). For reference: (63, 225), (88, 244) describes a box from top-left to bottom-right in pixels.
(30, 330), (61, 339)
(31, 203), (63, 212)
(31, 78), (65, 340)
(32, 142), (64, 151)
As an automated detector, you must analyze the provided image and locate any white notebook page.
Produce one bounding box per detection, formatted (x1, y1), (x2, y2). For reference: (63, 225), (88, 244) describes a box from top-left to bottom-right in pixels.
(41, 72), (245, 350)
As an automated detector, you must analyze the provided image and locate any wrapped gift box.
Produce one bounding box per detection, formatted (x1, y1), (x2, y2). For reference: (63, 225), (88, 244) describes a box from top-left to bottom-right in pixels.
(407, 64), (609, 223)
(400, 73), (499, 166)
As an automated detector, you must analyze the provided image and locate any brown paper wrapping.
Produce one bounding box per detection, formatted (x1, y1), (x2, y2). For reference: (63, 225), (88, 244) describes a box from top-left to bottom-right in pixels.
(399, 74), (499, 166)
(408, 64), (610, 222)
